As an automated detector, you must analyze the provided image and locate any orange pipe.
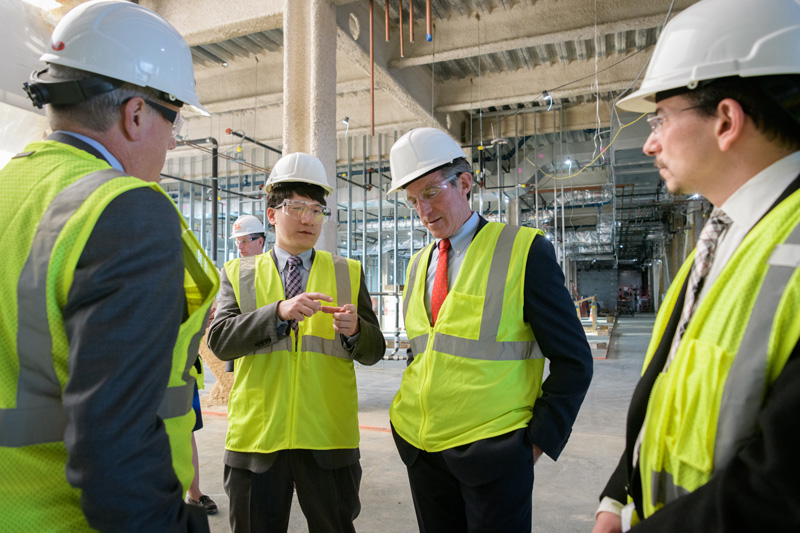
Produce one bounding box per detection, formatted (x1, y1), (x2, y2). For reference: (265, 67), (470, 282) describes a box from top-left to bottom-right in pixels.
(409, 0), (414, 42)
(426, 0), (432, 41)
(385, 0), (389, 41)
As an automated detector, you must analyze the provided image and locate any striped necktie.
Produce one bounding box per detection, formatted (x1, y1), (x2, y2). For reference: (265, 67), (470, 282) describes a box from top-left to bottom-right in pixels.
(285, 255), (303, 334)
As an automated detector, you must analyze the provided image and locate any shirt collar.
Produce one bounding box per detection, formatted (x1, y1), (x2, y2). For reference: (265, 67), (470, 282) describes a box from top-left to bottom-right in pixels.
(439, 211), (479, 255)
(54, 130), (124, 172)
(721, 151), (800, 229)
(273, 246), (313, 273)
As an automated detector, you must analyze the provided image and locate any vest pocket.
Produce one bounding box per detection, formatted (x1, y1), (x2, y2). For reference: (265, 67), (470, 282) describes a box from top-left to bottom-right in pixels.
(436, 290), (484, 338)
(646, 338), (735, 493)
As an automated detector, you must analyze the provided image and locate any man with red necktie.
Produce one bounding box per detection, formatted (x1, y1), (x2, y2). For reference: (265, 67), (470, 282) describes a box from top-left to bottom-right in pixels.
(386, 127), (593, 533)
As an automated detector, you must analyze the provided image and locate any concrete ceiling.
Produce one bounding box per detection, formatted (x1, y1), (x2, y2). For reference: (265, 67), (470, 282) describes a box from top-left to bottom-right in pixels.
(56, 0), (705, 264)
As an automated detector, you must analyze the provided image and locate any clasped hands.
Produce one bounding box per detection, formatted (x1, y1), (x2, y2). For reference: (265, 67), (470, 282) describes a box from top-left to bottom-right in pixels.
(277, 292), (360, 336)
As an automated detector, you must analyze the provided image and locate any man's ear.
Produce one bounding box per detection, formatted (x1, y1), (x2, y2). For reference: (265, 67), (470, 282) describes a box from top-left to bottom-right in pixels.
(715, 98), (746, 152)
(266, 207), (277, 226)
(458, 172), (472, 195)
(120, 97), (147, 142)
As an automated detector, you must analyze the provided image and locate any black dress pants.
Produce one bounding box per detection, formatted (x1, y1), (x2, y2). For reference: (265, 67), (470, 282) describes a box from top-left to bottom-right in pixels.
(393, 426), (534, 533)
(224, 449), (362, 533)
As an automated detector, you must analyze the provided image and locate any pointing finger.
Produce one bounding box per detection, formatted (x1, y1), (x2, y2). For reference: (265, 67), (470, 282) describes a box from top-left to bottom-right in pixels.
(306, 292), (334, 302)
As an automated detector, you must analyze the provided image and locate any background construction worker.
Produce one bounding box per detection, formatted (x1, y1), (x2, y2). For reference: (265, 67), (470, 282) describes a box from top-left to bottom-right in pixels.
(0, 1), (218, 531)
(387, 127), (593, 532)
(207, 152), (385, 533)
(594, 0), (800, 531)
(231, 214), (267, 257)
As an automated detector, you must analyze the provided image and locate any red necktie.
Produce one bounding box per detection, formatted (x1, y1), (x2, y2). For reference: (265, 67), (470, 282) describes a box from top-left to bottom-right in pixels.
(431, 238), (450, 325)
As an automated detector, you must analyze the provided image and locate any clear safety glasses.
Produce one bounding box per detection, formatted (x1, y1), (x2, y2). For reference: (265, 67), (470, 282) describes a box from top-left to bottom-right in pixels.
(276, 199), (331, 224)
(402, 174), (459, 210)
(646, 105), (703, 136)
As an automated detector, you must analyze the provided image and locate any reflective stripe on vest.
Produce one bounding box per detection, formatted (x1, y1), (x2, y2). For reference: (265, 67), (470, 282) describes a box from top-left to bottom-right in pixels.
(405, 224), (543, 361)
(713, 223), (800, 470)
(239, 253), (354, 360)
(0, 169), (123, 447)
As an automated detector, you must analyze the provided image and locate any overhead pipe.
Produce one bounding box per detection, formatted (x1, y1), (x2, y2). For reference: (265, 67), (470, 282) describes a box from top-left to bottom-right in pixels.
(225, 128), (282, 155)
(409, 0), (414, 42)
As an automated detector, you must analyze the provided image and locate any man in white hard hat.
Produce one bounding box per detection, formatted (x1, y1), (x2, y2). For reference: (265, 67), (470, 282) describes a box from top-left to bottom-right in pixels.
(231, 214), (267, 257)
(594, 0), (800, 531)
(386, 127), (593, 532)
(207, 152), (385, 533)
(0, 1), (218, 531)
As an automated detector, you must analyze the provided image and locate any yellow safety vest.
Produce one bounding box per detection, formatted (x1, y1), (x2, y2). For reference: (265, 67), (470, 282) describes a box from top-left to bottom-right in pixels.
(636, 189), (800, 520)
(390, 223), (544, 452)
(224, 250), (363, 453)
(0, 140), (219, 531)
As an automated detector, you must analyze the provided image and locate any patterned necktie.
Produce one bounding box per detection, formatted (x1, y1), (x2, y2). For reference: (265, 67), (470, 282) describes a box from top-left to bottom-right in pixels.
(668, 208), (732, 365)
(431, 238), (451, 325)
(285, 255), (303, 334)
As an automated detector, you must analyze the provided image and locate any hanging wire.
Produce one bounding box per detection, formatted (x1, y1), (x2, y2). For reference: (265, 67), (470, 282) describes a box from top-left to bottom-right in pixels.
(529, 113), (647, 180)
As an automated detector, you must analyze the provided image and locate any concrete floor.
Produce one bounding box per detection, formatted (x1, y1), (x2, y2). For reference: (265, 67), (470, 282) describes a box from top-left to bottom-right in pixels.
(194, 314), (656, 532)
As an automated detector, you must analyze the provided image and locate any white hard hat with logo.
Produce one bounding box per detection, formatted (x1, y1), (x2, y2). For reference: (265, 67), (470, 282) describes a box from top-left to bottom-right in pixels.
(265, 152), (333, 195)
(231, 215), (266, 239)
(26, 0), (207, 115)
(618, 0), (800, 113)
(387, 128), (467, 195)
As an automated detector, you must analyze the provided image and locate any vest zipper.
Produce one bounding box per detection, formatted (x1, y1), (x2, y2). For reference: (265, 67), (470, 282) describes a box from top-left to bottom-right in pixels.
(418, 326), (435, 450)
(288, 327), (300, 448)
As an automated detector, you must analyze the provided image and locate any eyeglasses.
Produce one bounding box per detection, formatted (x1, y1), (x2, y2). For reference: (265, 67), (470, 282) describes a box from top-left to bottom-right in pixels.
(235, 235), (262, 245)
(276, 199), (330, 224)
(646, 105), (703, 135)
(403, 175), (459, 210)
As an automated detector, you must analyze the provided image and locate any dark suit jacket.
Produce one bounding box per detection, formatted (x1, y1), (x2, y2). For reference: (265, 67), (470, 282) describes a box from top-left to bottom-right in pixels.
(600, 177), (800, 531)
(395, 216), (593, 481)
(207, 248), (385, 470)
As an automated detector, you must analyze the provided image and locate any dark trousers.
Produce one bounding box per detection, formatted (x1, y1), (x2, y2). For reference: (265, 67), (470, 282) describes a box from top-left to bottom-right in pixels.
(224, 450), (362, 533)
(393, 426), (534, 533)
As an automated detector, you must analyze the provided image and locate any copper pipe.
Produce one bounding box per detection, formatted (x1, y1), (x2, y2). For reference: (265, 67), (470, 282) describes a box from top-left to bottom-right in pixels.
(370, 0), (375, 136)
(399, 0), (404, 57)
(385, 0), (389, 41)
(426, 0), (432, 41)
(409, 0), (414, 42)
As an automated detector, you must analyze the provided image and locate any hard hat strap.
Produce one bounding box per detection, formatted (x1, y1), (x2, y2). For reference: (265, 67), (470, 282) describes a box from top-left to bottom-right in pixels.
(23, 68), (123, 109)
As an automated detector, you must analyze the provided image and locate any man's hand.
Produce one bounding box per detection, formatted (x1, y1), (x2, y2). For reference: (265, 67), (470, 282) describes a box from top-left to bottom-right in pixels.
(321, 303), (360, 336)
(206, 307), (216, 328)
(532, 443), (544, 464)
(277, 292), (334, 322)
(593, 511), (623, 533)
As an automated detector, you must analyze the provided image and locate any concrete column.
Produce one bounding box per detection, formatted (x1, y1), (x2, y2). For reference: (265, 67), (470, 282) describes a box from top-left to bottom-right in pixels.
(283, 0), (338, 253)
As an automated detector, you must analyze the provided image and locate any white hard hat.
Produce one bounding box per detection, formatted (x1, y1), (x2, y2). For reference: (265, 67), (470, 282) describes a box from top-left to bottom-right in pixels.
(387, 128), (467, 195)
(265, 152), (333, 195)
(230, 215), (265, 239)
(35, 0), (207, 115)
(618, 0), (800, 113)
